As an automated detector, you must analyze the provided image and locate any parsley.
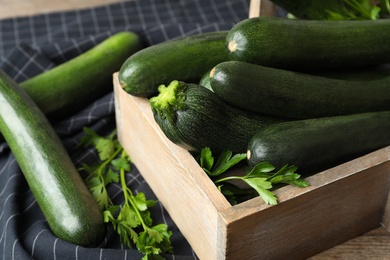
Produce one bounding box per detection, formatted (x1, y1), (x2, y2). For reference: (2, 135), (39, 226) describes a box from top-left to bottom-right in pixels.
(199, 147), (310, 205)
(383, 0), (390, 15)
(78, 127), (172, 259)
(326, 0), (382, 20)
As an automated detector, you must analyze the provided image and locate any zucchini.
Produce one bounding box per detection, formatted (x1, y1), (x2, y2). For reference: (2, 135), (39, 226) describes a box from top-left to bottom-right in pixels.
(21, 31), (143, 120)
(149, 80), (288, 154)
(226, 17), (390, 70)
(210, 61), (390, 119)
(309, 64), (390, 81)
(119, 31), (229, 98)
(0, 69), (105, 246)
(199, 68), (213, 91)
(247, 111), (390, 174)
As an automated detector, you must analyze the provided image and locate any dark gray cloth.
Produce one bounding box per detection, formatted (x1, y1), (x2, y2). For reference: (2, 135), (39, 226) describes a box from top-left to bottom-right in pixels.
(0, 0), (250, 259)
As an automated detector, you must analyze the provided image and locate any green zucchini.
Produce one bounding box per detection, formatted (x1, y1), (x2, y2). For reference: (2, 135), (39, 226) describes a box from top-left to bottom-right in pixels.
(199, 68), (213, 91)
(247, 111), (390, 174)
(20, 31), (143, 120)
(119, 31), (229, 98)
(149, 80), (288, 154)
(309, 64), (390, 81)
(0, 69), (105, 246)
(226, 17), (390, 70)
(210, 61), (390, 119)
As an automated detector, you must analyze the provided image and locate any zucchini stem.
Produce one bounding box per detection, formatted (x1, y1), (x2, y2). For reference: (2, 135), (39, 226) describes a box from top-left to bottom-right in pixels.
(228, 40), (238, 52)
(149, 80), (187, 123)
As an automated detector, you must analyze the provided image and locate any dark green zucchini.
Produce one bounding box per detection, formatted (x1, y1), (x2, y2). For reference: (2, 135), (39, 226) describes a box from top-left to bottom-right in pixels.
(149, 80), (288, 154)
(119, 31), (229, 98)
(247, 111), (390, 174)
(21, 31), (143, 120)
(199, 68), (213, 91)
(0, 69), (105, 246)
(309, 64), (390, 81)
(226, 17), (390, 70)
(210, 61), (390, 119)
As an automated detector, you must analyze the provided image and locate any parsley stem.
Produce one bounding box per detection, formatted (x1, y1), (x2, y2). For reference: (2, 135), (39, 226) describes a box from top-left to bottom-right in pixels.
(118, 150), (149, 231)
(214, 176), (243, 183)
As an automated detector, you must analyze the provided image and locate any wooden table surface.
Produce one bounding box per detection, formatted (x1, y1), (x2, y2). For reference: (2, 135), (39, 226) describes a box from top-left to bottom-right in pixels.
(1, 1), (389, 259)
(0, 0), (128, 19)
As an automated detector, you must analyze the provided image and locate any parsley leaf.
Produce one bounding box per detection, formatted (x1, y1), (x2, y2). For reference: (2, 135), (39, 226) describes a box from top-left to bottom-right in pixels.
(199, 147), (310, 205)
(325, 0), (384, 20)
(243, 177), (277, 205)
(211, 150), (246, 176)
(85, 175), (111, 210)
(199, 147), (214, 173)
(112, 157), (131, 172)
(200, 147), (246, 176)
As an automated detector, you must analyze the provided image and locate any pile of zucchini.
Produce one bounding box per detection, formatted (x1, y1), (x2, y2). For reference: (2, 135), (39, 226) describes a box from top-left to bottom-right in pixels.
(119, 16), (390, 175)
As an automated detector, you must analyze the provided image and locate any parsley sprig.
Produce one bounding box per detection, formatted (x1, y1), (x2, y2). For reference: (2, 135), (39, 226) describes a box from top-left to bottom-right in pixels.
(78, 127), (172, 259)
(326, 0), (384, 20)
(199, 147), (310, 205)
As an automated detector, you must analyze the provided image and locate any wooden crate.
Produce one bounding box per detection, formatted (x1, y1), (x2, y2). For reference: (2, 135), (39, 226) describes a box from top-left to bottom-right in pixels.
(113, 73), (390, 259)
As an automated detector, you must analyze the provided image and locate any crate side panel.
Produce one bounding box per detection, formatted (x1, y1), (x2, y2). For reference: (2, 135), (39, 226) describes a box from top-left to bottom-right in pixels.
(113, 75), (229, 260)
(221, 161), (390, 259)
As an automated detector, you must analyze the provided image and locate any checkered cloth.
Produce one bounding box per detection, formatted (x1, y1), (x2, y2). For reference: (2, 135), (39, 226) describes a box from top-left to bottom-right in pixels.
(0, 0), (250, 259)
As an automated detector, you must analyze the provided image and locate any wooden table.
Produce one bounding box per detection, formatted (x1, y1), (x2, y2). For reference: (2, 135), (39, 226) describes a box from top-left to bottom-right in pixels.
(0, 0), (127, 19)
(1, 0), (389, 259)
